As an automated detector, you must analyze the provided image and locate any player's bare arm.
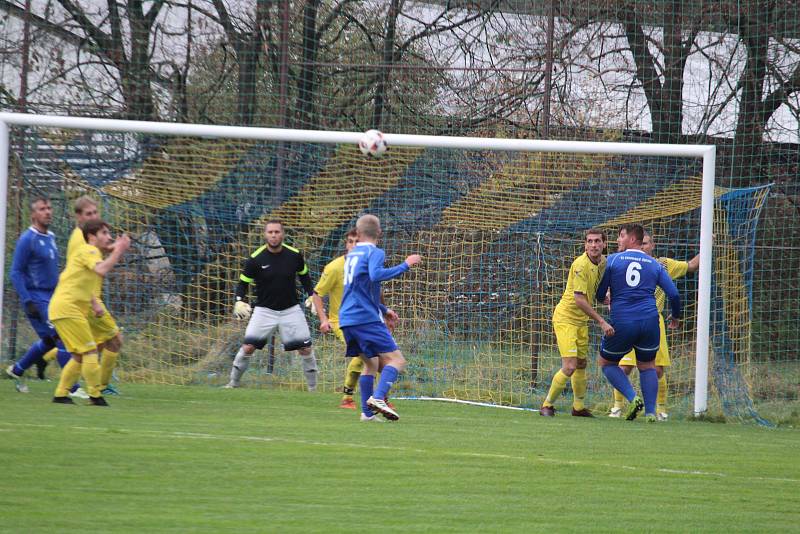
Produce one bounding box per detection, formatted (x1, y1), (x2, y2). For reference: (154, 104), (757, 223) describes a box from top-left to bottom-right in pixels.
(574, 292), (615, 337)
(93, 234), (130, 276)
(687, 252), (700, 273)
(313, 292), (331, 333)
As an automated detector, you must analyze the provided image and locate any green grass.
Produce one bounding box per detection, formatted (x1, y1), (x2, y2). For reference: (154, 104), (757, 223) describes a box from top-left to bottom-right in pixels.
(2, 383), (799, 533)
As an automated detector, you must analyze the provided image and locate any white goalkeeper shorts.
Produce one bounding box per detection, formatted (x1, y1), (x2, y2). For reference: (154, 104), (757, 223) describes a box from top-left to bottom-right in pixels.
(243, 304), (312, 351)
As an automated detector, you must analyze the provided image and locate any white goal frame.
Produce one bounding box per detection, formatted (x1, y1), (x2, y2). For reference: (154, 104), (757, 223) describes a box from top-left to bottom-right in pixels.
(0, 112), (716, 416)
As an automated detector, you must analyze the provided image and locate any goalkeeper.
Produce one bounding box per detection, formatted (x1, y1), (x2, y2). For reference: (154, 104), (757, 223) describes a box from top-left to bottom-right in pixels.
(608, 230), (698, 421)
(226, 220), (327, 391)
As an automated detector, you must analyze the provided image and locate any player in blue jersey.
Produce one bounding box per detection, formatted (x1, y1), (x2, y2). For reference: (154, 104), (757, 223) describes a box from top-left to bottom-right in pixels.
(339, 214), (421, 422)
(594, 223), (682, 422)
(6, 197), (85, 398)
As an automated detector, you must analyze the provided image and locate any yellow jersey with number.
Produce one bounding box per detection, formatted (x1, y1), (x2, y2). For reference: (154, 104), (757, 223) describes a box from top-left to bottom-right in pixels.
(552, 252), (605, 326)
(68, 226), (103, 298)
(314, 255), (345, 325)
(656, 257), (688, 313)
(49, 243), (102, 320)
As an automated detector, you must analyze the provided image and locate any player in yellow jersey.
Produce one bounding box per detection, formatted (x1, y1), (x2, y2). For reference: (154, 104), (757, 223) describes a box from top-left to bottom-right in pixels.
(540, 228), (612, 417)
(310, 229), (357, 407)
(68, 196), (124, 395)
(608, 230), (698, 420)
(50, 219), (130, 405)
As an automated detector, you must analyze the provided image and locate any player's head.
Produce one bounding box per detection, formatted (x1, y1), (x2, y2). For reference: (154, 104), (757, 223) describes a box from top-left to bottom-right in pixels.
(74, 195), (100, 225)
(584, 228), (605, 262)
(618, 223), (644, 250)
(264, 219), (285, 250)
(356, 214), (381, 242)
(344, 228), (358, 253)
(82, 219), (114, 251)
(29, 196), (53, 229)
(641, 230), (655, 256)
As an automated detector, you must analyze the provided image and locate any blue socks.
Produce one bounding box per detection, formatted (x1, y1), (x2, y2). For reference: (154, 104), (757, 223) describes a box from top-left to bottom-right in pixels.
(56, 346), (71, 368)
(374, 365), (399, 400)
(359, 375), (375, 416)
(602, 365), (636, 401)
(639, 368), (658, 415)
(14, 339), (50, 374)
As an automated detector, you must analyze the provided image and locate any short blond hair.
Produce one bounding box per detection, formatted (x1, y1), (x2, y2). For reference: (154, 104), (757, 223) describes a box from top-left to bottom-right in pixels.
(74, 195), (98, 215)
(356, 214), (381, 239)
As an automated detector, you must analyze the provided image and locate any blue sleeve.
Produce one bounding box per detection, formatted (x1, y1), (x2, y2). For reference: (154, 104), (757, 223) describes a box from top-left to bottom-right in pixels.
(657, 267), (682, 319)
(379, 303), (388, 315)
(9, 233), (32, 304)
(595, 264), (611, 303)
(368, 248), (409, 282)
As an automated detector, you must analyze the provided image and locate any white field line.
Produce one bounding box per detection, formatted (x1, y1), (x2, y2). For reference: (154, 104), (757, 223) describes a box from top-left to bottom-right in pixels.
(3, 421), (798, 484)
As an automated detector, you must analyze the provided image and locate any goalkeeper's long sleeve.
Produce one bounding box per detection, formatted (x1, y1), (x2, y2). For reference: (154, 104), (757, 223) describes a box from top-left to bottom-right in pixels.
(235, 280), (249, 302)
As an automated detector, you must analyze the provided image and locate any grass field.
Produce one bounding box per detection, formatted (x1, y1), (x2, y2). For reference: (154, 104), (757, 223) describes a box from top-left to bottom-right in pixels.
(1, 382), (799, 533)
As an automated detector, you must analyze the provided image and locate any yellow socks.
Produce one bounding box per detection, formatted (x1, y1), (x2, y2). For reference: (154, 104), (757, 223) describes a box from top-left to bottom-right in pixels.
(571, 368), (588, 410)
(81, 353), (102, 397)
(342, 357), (363, 399)
(43, 348), (58, 362)
(613, 387), (626, 409)
(544, 369), (570, 407)
(54, 358), (82, 397)
(657, 374), (667, 413)
(100, 349), (119, 390)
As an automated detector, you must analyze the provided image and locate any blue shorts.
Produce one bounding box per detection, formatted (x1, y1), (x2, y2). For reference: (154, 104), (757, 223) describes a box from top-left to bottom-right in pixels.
(600, 316), (660, 363)
(25, 299), (58, 344)
(341, 322), (398, 358)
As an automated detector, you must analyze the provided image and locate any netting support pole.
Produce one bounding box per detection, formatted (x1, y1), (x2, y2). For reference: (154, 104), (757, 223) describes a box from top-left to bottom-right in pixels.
(694, 146), (716, 417)
(0, 121), (9, 349)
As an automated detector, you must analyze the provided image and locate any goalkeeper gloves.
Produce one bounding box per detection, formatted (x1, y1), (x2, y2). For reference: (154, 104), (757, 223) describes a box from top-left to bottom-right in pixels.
(233, 300), (252, 321)
(304, 296), (318, 316)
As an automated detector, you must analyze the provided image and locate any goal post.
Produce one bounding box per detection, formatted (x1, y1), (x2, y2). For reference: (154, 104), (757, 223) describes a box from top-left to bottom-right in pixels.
(0, 112), (717, 416)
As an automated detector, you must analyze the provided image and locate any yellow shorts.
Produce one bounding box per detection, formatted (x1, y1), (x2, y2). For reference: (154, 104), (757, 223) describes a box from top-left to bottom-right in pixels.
(619, 315), (670, 366)
(88, 303), (120, 344)
(553, 321), (589, 359)
(330, 322), (345, 343)
(52, 317), (97, 355)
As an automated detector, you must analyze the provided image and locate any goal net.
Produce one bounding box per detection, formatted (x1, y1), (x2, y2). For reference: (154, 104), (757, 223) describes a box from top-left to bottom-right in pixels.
(0, 115), (769, 422)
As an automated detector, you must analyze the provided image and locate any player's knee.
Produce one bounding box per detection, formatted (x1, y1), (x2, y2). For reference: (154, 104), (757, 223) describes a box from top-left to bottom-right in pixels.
(561, 359), (578, 375)
(575, 358), (588, 370)
(242, 344), (256, 355)
(655, 366), (664, 378)
(384, 351), (406, 371)
(105, 335), (122, 352)
(637, 360), (656, 371)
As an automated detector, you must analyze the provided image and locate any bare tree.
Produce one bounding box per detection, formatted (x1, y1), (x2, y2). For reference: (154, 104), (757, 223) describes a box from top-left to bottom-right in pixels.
(55, 0), (171, 121)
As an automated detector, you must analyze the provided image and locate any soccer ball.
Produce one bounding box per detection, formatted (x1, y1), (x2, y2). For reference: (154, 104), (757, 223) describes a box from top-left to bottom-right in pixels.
(358, 129), (388, 157)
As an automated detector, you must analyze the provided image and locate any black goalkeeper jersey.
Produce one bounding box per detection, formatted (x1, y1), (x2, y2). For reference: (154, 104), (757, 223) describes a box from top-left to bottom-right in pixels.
(236, 243), (315, 311)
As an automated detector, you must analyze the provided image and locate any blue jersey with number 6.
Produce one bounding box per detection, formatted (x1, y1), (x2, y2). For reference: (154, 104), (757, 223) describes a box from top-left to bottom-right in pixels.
(339, 243), (409, 327)
(595, 249), (681, 323)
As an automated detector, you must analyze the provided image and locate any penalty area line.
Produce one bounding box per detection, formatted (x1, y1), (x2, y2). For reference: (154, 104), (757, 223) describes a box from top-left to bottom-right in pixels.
(395, 396), (538, 412)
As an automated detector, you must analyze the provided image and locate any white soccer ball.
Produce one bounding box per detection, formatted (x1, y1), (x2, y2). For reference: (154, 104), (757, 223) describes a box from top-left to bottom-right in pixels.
(358, 129), (388, 157)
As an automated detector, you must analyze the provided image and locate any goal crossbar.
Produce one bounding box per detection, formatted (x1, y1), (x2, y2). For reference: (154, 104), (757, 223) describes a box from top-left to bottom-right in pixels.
(0, 112), (716, 415)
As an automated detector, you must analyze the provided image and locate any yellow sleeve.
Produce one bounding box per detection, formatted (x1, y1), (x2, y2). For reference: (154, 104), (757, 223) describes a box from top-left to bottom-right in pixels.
(660, 257), (688, 280)
(314, 259), (338, 297)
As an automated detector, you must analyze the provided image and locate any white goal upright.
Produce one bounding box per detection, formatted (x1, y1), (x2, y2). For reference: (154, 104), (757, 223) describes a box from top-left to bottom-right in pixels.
(0, 112), (723, 417)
